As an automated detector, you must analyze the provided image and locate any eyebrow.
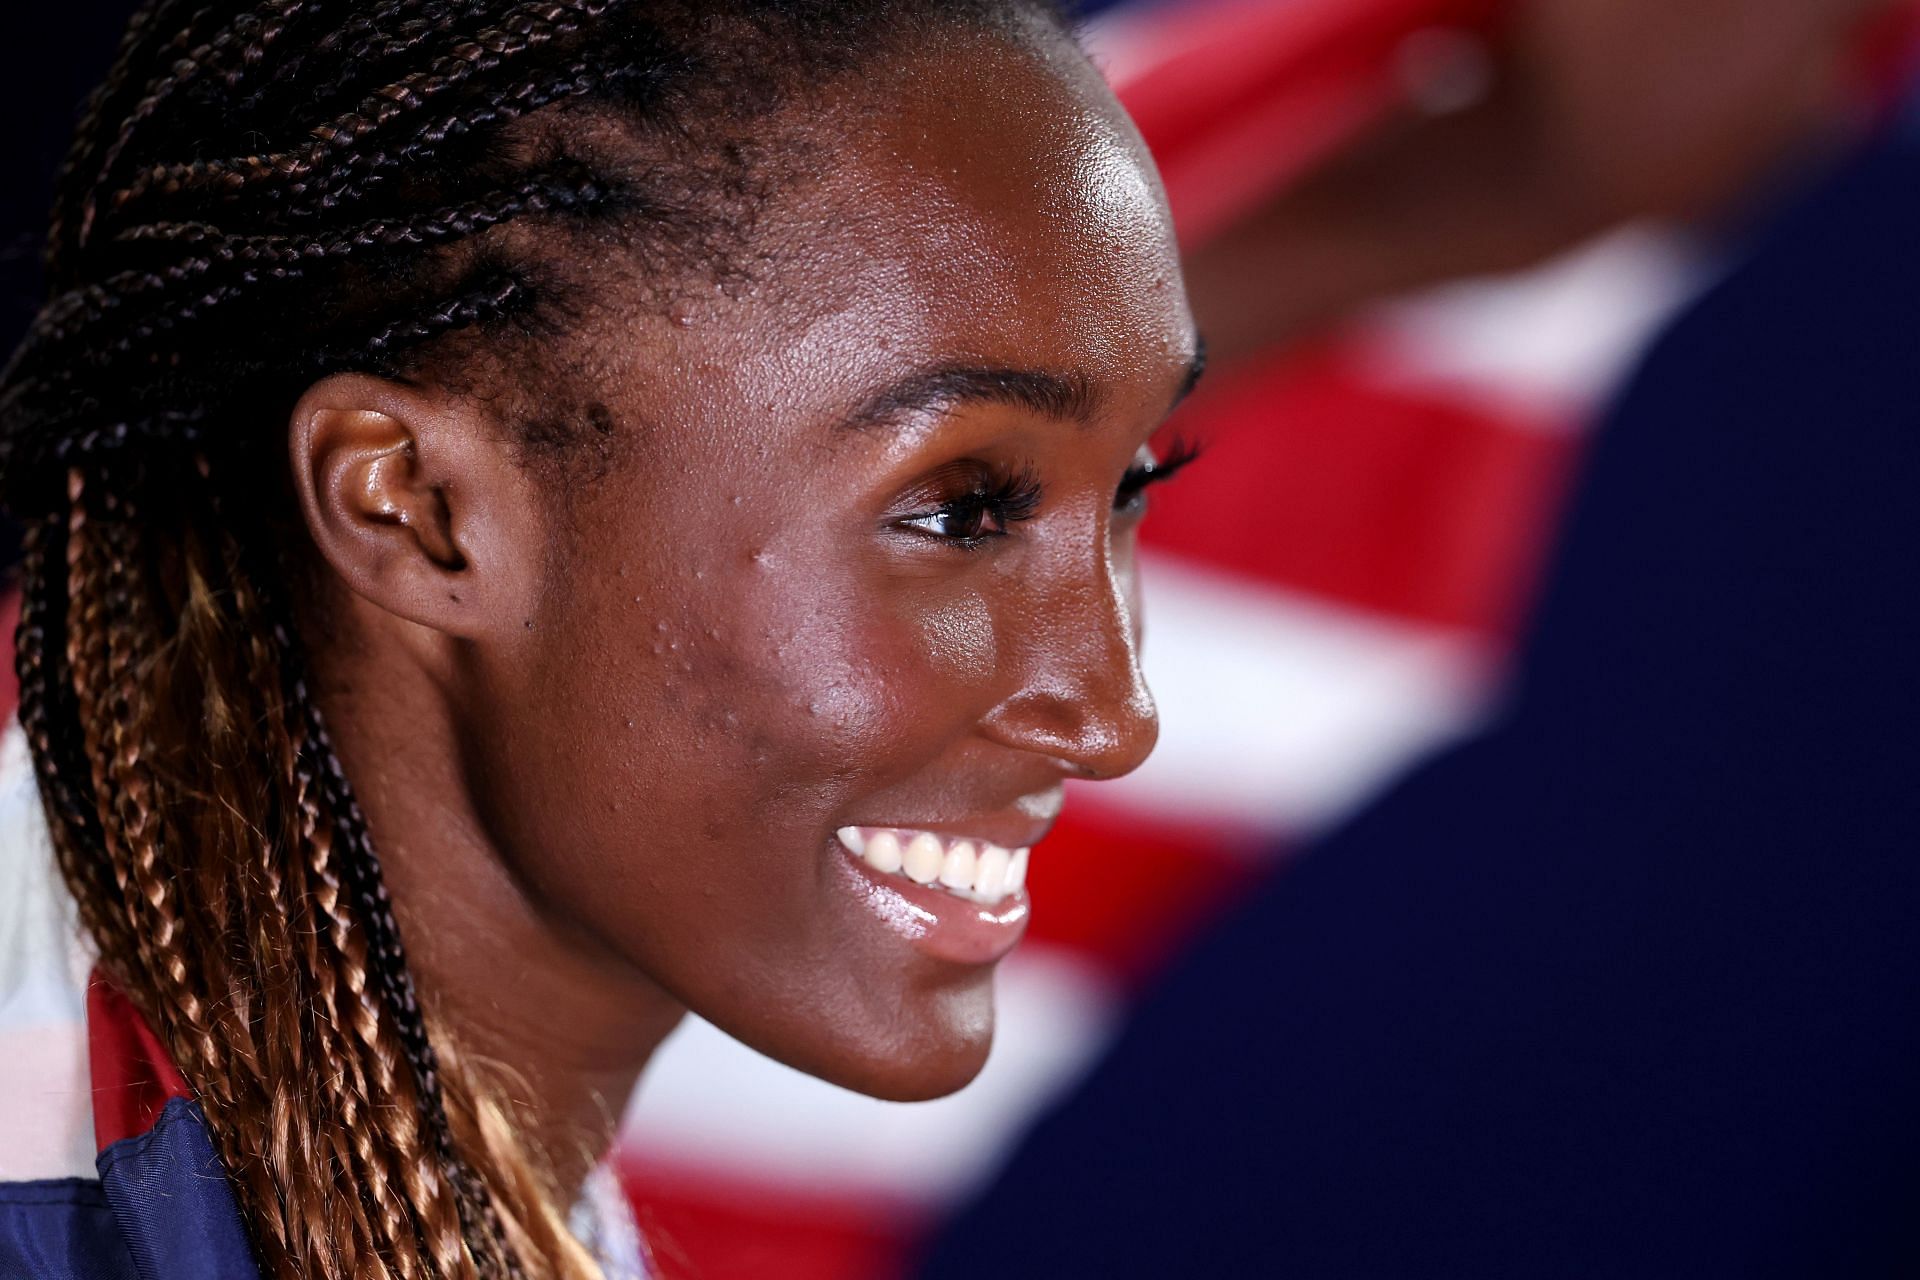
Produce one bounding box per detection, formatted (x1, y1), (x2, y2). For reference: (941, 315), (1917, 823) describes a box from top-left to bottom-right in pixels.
(838, 339), (1208, 434)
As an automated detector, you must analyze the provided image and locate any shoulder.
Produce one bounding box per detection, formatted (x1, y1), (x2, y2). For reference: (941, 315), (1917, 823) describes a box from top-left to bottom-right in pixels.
(0, 978), (261, 1278)
(0, 720), (259, 1278)
(0, 1177), (138, 1279)
(0, 1097), (257, 1280)
(572, 1162), (656, 1279)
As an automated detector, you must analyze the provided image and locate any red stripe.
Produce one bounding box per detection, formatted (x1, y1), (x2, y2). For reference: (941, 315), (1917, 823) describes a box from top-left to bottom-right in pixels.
(1142, 341), (1578, 636)
(1022, 802), (1264, 985)
(1851, 1), (1920, 113)
(86, 969), (195, 1150)
(1117, 0), (1505, 247)
(619, 1154), (922, 1280)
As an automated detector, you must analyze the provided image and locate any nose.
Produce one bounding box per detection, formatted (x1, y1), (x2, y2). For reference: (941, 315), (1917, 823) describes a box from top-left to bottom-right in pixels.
(978, 543), (1160, 781)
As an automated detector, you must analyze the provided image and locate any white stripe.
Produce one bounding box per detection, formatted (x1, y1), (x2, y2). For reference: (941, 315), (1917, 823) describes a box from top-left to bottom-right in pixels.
(0, 724), (98, 1181)
(1092, 553), (1494, 839)
(1356, 226), (1700, 424)
(0, 1024), (95, 1182)
(618, 943), (1119, 1206)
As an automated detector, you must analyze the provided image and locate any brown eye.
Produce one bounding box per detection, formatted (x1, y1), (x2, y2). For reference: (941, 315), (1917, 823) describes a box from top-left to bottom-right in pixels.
(903, 498), (1004, 541)
(894, 462), (1044, 547)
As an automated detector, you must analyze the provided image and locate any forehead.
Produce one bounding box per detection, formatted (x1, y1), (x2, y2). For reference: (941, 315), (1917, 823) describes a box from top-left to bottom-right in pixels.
(561, 27), (1194, 471)
(753, 30), (1192, 402)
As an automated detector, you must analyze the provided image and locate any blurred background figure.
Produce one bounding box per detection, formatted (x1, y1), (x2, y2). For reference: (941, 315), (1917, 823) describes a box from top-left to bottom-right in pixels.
(5, 2), (1918, 1277)
(917, 0), (1920, 1276)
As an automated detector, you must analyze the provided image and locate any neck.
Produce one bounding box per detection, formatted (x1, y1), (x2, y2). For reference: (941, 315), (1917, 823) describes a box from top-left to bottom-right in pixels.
(307, 601), (685, 1202)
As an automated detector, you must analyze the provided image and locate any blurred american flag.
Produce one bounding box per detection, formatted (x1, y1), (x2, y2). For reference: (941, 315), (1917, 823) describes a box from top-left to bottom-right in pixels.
(4, 2), (1914, 1276)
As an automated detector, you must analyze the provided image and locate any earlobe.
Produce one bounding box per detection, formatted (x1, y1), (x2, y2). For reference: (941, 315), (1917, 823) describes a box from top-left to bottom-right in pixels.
(289, 373), (537, 639)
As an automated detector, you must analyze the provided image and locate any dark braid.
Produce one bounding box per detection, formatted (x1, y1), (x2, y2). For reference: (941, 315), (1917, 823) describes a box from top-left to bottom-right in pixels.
(105, 0), (629, 227)
(71, 169), (525, 385)
(260, 0), (501, 119)
(45, 0), (217, 281)
(0, 2), (1068, 1278)
(294, 665), (525, 1277)
(20, 173), (604, 368)
(12, 517), (125, 962)
(79, 0), (323, 249)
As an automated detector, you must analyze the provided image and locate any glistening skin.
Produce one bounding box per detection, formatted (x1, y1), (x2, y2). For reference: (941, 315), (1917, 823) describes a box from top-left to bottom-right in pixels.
(288, 22), (1201, 1191)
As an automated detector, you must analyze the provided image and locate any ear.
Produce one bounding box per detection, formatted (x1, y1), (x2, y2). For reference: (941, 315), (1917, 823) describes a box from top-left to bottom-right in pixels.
(289, 373), (541, 639)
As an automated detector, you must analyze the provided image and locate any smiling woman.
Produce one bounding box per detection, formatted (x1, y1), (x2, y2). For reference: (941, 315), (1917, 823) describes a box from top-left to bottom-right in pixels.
(0, 2), (1198, 1278)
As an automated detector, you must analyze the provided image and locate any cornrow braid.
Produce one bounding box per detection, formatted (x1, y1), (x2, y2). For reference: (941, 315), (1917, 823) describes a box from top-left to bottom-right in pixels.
(1, 3), (1068, 1278)
(256, 0), (501, 120)
(18, 172), (609, 385)
(104, 0), (625, 226)
(289, 55), (656, 218)
(364, 270), (534, 358)
(77, 0), (321, 252)
(44, 0), (219, 282)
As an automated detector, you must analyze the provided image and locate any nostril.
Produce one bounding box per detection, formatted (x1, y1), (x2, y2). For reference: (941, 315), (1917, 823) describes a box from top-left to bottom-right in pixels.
(982, 560), (1158, 777)
(981, 675), (1158, 781)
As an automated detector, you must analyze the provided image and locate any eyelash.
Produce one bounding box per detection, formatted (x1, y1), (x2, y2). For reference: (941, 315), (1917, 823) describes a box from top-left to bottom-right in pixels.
(900, 466), (1044, 545)
(1116, 435), (1203, 511)
(900, 437), (1203, 547)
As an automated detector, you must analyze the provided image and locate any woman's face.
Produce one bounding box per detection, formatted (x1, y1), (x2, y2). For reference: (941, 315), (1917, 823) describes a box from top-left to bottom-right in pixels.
(462, 32), (1197, 1099)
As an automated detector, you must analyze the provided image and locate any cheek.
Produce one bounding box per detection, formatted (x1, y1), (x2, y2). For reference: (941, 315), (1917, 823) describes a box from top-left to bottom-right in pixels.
(703, 576), (1003, 816)
(524, 551), (1005, 863)
(906, 588), (1000, 698)
(464, 523), (1015, 1096)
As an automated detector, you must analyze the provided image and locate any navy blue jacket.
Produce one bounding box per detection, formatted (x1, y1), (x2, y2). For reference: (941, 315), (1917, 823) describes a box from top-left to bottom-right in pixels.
(919, 81), (1920, 1280)
(0, 980), (258, 1279)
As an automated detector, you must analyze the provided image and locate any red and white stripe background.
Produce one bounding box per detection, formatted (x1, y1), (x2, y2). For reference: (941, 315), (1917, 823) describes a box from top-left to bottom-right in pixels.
(11, 1), (1913, 1274)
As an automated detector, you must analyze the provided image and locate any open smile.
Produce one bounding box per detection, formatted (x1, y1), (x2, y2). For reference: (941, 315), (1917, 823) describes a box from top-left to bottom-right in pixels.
(835, 826), (1030, 904)
(831, 826), (1036, 966)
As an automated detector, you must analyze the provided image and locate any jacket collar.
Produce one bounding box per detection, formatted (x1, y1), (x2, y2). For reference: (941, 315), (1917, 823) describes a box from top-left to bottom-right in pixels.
(87, 973), (260, 1279)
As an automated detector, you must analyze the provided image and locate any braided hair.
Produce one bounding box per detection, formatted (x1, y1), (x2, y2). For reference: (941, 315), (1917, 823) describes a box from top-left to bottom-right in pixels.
(0, 2), (1065, 1276)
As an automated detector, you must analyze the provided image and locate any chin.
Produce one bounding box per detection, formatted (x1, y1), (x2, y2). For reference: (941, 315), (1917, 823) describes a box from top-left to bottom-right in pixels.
(836, 1033), (995, 1103)
(764, 975), (1000, 1102)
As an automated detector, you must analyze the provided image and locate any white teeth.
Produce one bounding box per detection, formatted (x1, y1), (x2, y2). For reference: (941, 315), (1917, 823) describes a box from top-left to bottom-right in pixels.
(838, 827), (1034, 903)
(902, 832), (944, 885)
(938, 840), (978, 890)
(863, 829), (903, 875)
(974, 844), (1010, 899)
(1005, 847), (1030, 893)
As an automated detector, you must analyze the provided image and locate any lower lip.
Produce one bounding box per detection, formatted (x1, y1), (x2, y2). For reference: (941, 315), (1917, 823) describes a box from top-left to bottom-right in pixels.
(831, 844), (1031, 966)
